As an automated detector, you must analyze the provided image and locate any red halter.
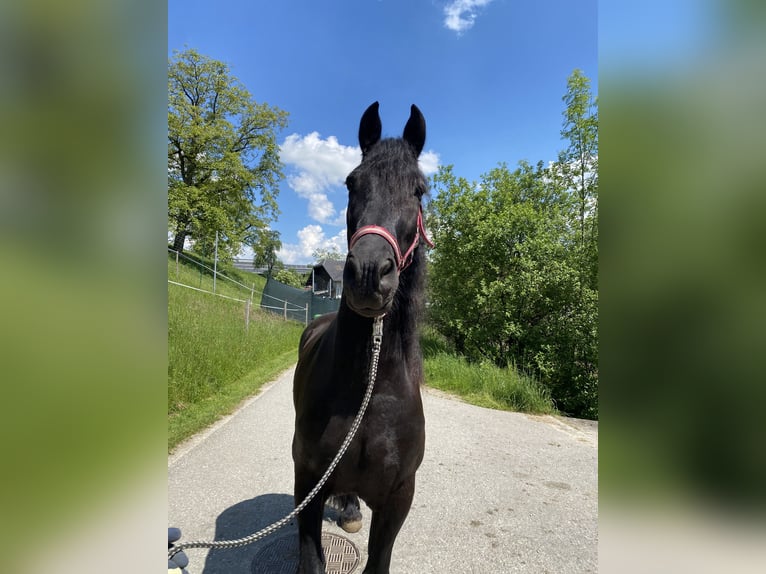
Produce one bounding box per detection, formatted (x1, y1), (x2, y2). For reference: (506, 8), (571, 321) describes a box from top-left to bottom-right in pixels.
(348, 207), (434, 272)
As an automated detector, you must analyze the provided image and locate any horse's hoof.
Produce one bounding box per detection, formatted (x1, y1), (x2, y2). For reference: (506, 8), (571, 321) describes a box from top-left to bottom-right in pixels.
(339, 517), (363, 533)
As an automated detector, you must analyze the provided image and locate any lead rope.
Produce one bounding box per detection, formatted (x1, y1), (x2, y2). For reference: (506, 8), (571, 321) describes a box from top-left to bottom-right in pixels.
(169, 315), (385, 560)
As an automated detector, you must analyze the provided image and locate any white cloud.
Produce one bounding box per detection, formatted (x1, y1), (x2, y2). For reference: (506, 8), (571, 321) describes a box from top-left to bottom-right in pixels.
(443, 0), (494, 34)
(280, 132), (361, 224)
(281, 132), (440, 222)
(419, 150), (440, 176)
(278, 225), (348, 265)
(333, 207), (348, 227)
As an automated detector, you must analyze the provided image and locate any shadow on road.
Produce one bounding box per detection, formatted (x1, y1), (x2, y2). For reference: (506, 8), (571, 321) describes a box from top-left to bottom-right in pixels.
(202, 493), (296, 573)
(201, 493), (346, 573)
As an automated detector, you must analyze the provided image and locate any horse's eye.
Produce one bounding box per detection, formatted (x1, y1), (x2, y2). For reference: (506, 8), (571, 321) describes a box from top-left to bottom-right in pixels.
(346, 174), (361, 193)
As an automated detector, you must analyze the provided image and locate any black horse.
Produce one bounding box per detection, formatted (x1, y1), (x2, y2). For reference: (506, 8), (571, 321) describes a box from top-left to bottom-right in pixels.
(292, 102), (431, 574)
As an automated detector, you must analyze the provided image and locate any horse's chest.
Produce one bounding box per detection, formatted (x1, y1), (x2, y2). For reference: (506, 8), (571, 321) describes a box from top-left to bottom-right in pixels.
(329, 393), (424, 488)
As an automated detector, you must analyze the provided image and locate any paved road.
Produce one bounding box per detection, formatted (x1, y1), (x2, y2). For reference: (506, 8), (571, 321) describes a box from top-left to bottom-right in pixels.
(168, 366), (597, 573)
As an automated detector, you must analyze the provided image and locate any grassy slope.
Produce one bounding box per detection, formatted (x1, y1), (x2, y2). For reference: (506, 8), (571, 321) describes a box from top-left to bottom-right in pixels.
(168, 254), (304, 450)
(167, 250), (263, 301)
(422, 327), (557, 415)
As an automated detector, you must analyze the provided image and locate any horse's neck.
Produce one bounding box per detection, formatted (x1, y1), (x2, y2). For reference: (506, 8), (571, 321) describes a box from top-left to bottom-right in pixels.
(336, 268), (423, 363)
(335, 300), (411, 352)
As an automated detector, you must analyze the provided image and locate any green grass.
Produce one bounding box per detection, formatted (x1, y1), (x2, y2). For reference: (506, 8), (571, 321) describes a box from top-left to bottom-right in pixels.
(422, 327), (557, 415)
(168, 253), (303, 450)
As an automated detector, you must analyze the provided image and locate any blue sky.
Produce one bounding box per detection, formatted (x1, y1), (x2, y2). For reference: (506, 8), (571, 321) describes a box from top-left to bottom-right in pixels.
(169, 0), (597, 263)
(599, 0), (717, 74)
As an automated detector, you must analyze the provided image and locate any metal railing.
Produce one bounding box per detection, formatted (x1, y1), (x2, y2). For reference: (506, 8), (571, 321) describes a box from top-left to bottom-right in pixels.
(167, 248), (309, 326)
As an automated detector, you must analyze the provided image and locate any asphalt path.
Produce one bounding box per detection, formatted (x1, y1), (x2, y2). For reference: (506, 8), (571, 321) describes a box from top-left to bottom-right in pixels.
(168, 366), (597, 573)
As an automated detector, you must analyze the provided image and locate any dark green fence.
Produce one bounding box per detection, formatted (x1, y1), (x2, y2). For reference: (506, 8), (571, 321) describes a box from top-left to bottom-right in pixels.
(260, 277), (340, 324)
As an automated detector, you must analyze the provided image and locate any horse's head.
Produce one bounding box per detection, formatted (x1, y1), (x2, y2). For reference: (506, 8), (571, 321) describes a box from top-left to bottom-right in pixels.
(343, 102), (432, 318)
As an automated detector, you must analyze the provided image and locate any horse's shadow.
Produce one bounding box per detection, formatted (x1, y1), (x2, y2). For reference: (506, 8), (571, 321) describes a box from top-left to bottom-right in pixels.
(201, 493), (343, 574)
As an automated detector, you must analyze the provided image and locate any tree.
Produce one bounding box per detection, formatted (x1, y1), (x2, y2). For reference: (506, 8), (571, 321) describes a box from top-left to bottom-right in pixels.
(168, 49), (288, 258)
(556, 69), (598, 289)
(427, 70), (598, 418)
(429, 162), (597, 418)
(553, 69), (598, 417)
(252, 229), (282, 277)
(274, 268), (306, 288)
(311, 248), (345, 263)
(429, 161), (573, 361)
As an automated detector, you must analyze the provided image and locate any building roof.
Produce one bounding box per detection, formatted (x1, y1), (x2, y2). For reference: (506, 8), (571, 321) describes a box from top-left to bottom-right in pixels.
(314, 259), (345, 282)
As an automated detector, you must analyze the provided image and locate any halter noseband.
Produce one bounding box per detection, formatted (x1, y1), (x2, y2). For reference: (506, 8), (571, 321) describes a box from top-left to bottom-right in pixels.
(348, 207), (434, 272)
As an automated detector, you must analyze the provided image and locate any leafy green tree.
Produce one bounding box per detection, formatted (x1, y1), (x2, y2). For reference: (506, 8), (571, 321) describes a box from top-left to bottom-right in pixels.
(168, 49), (288, 258)
(427, 70), (598, 418)
(556, 69), (598, 289)
(252, 229), (282, 276)
(429, 162), (596, 417)
(312, 248), (345, 263)
(429, 161), (571, 361)
(274, 268), (306, 288)
(553, 69), (598, 416)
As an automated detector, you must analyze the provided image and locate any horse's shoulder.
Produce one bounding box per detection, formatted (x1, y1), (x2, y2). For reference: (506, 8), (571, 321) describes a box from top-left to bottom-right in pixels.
(299, 312), (337, 357)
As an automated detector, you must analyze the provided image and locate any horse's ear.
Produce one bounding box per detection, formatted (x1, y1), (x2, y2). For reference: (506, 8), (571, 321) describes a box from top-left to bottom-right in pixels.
(403, 104), (426, 157)
(359, 101), (382, 155)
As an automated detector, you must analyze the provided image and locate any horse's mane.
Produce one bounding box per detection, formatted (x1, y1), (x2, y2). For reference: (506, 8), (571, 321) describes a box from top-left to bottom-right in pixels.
(358, 138), (429, 194)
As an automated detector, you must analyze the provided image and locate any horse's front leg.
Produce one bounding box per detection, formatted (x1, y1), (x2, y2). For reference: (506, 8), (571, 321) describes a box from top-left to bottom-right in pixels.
(294, 470), (327, 574)
(363, 475), (416, 574)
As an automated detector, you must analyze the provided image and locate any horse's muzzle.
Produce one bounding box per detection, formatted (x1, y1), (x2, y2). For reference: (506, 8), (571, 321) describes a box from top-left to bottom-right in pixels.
(343, 241), (398, 317)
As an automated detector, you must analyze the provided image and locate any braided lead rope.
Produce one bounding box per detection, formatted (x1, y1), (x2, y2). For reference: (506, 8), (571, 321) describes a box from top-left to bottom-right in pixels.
(169, 315), (385, 560)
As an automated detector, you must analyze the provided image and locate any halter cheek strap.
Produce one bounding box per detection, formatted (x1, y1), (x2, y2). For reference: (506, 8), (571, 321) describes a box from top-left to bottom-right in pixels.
(348, 208), (434, 272)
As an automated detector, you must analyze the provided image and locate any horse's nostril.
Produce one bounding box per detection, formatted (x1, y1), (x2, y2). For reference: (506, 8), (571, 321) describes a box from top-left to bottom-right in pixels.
(379, 259), (395, 277)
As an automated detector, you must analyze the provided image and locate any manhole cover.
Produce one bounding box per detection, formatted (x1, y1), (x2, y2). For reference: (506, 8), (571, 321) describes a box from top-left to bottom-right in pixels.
(251, 531), (360, 574)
